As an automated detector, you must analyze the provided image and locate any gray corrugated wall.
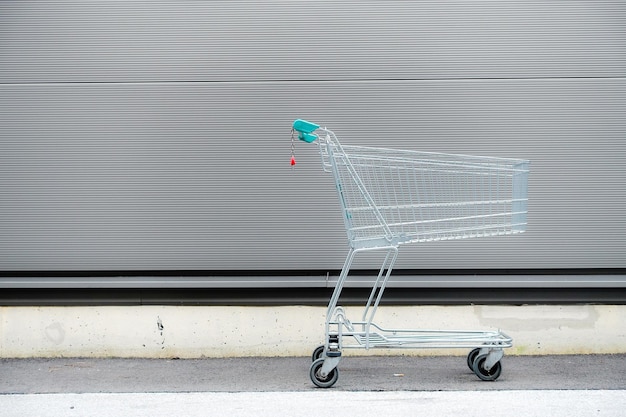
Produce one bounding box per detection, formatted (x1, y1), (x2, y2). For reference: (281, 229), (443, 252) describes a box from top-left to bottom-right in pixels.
(1, 1), (625, 274)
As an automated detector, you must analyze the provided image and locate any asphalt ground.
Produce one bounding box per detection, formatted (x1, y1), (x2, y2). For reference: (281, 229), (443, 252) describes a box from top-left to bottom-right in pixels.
(1, 354), (625, 393)
(2, 355), (625, 417)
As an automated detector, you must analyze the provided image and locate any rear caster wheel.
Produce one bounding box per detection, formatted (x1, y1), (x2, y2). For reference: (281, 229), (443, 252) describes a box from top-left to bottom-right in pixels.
(311, 345), (325, 362)
(467, 348), (481, 371)
(309, 358), (339, 388)
(472, 354), (502, 381)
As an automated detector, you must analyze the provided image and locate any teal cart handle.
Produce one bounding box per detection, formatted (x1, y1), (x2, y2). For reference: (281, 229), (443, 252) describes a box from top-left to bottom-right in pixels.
(292, 119), (320, 143)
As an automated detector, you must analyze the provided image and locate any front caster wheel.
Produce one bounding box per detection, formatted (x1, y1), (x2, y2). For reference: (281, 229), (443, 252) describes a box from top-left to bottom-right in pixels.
(309, 358), (339, 388)
(311, 345), (325, 362)
(472, 354), (502, 381)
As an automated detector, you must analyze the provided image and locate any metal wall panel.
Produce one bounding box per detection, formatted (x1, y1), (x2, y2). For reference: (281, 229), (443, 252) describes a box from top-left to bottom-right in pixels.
(2, 1), (624, 82)
(1, 1), (625, 281)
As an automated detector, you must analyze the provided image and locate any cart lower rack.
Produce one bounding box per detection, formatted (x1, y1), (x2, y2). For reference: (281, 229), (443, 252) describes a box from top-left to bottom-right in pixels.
(292, 119), (529, 388)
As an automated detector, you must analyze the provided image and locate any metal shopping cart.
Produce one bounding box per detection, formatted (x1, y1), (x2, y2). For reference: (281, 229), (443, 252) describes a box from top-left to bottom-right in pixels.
(291, 119), (529, 388)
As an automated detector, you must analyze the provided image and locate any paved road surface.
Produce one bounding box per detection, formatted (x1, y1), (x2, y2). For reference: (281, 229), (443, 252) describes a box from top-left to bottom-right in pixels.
(1, 355), (625, 416)
(2, 355), (624, 392)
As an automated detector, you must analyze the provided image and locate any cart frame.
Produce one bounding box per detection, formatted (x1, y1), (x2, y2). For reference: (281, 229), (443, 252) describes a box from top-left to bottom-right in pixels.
(292, 119), (529, 387)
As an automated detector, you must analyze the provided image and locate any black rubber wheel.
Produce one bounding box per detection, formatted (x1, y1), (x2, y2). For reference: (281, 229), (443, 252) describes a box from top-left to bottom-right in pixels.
(311, 345), (325, 362)
(309, 358), (339, 388)
(467, 348), (481, 371)
(472, 354), (502, 381)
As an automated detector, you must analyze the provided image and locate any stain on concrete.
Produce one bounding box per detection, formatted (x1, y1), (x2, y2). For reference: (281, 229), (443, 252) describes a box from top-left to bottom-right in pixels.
(45, 322), (66, 345)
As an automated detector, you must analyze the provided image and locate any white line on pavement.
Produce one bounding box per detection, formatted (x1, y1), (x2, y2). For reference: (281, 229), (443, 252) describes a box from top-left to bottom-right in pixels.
(2, 390), (625, 417)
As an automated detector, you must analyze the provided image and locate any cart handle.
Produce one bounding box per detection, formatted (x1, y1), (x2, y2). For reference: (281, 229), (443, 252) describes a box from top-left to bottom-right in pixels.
(292, 119), (320, 143)
(291, 118), (396, 242)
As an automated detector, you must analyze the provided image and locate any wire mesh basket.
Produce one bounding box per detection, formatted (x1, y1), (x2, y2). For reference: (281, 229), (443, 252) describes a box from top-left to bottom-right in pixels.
(317, 137), (529, 249)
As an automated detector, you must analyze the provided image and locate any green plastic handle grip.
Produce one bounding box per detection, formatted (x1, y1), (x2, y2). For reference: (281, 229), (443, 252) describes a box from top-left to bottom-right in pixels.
(292, 119), (320, 143)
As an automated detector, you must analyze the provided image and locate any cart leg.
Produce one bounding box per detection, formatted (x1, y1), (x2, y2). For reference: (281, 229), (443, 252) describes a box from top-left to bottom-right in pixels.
(362, 247), (398, 326)
(326, 248), (356, 319)
(322, 248), (357, 357)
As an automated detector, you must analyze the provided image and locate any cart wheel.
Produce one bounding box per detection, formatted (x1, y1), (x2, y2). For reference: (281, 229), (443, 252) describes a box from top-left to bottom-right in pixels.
(467, 348), (481, 371)
(309, 358), (339, 388)
(472, 354), (502, 381)
(311, 345), (325, 362)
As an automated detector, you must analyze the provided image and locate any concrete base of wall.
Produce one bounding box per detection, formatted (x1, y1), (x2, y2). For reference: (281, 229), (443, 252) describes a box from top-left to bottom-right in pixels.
(1, 305), (625, 358)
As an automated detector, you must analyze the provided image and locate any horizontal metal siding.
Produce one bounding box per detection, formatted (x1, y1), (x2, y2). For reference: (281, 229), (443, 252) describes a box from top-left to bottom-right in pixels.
(1, 1), (624, 82)
(1, 1), (625, 277)
(2, 80), (625, 271)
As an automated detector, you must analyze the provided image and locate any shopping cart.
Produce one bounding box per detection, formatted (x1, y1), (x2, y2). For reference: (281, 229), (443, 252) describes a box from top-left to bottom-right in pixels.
(291, 119), (529, 388)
